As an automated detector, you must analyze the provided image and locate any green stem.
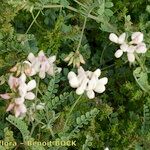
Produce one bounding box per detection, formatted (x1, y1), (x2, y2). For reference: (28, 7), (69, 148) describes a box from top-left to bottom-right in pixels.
(25, 10), (41, 34)
(64, 95), (82, 130)
(135, 54), (146, 72)
(76, 16), (87, 52)
(35, 4), (100, 22)
(73, 0), (87, 10)
(76, 7), (94, 53)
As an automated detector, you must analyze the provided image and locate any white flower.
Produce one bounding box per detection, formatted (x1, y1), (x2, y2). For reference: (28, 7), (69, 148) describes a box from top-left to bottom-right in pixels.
(109, 33), (126, 44)
(68, 67), (108, 99)
(114, 43), (129, 58)
(104, 147), (109, 150)
(109, 32), (147, 63)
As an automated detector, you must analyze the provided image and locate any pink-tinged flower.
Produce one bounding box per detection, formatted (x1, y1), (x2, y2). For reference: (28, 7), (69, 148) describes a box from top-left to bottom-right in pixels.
(8, 76), (19, 90)
(23, 61), (36, 76)
(0, 93), (11, 100)
(135, 43), (147, 53)
(18, 79), (36, 100)
(6, 102), (27, 117)
(27, 50), (58, 79)
(131, 32), (143, 44)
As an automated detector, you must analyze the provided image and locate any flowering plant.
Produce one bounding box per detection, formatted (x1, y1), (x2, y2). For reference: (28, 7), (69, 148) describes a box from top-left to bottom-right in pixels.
(0, 0), (150, 150)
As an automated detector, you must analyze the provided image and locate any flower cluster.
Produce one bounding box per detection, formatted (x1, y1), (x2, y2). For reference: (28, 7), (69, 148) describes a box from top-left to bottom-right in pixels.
(27, 50), (60, 79)
(10, 50), (60, 79)
(68, 67), (108, 99)
(109, 32), (147, 62)
(0, 51), (60, 117)
(0, 73), (36, 117)
(64, 51), (85, 68)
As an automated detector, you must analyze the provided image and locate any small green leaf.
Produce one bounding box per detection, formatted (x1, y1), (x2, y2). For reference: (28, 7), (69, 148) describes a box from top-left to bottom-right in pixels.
(97, 3), (105, 15)
(105, 9), (114, 17)
(146, 5), (150, 13)
(105, 2), (114, 8)
(60, 0), (69, 7)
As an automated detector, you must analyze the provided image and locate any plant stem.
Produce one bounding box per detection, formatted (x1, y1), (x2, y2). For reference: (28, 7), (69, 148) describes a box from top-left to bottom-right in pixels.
(64, 95), (82, 130)
(135, 54), (146, 72)
(25, 10), (41, 34)
(73, 0), (87, 10)
(76, 16), (87, 52)
(35, 4), (100, 22)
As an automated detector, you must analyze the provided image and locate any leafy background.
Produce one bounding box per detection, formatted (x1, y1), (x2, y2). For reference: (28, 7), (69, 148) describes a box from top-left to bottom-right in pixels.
(0, 0), (150, 150)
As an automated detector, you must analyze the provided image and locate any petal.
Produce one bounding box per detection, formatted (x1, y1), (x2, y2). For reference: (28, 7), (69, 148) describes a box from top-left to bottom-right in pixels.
(27, 80), (36, 91)
(76, 78), (89, 94)
(33, 59), (41, 72)
(68, 71), (77, 80)
(86, 90), (95, 99)
(48, 56), (56, 63)
(86, 71), (93, 78)
(6, 103), (14, 112)
(93, 69), (101, 77)
(69, 78), (79, 88)
(14, 108), (21, 117)
(39, 70), (46, 79)
(38, 50), (45, 58)
(15, 97), (25, 105)
(18, 83), (27, 97)
(0, 93), (11, 100)
(120, 43), (128, 52)
(109, 33), (118, 43)
(118, 33), (126, 44)
(19, 103), (27, 113)
(127, 45), (136, 53)
(135, 43), (147, 53)
(94, 84), (106, 93)
(28, 53), (35, 62)
(98, 77), (108, 85)
(25, 92), (35, 100)
(131, 32), (143, 44)
(114, 49), (123, 58)
(127, 53), (135, 62)
(87, 76), (97, 90)
(47, 65), (54, 76)
(76, 87), (85, 95)
(8, 75), (19, 89)
(19, 73), (26, 83)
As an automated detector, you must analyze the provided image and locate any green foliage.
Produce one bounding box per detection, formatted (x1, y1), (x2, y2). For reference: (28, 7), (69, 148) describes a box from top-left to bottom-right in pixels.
(6, 115), (30, 141)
